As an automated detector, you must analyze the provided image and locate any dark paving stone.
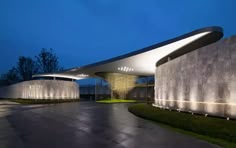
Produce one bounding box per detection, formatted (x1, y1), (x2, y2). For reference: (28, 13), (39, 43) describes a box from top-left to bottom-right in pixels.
(1, 102), (220, 148)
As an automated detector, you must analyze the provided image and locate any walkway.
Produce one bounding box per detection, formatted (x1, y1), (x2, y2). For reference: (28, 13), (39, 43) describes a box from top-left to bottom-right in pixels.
(0, 101), (220, 148)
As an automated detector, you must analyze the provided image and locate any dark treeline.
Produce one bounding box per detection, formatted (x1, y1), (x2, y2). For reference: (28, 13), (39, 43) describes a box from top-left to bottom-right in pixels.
(0, 48), (63, 85)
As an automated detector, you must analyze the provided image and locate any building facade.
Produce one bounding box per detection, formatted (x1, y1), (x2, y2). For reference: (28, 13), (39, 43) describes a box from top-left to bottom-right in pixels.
(1, 26), (235, 118)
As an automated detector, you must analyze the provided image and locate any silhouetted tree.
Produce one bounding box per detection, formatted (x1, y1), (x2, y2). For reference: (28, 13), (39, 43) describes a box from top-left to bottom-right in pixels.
(35, 48), (62, 73)
(17, 56), (38, 81)
(0, 67), (21, 85)
(0, 48), (63, 85)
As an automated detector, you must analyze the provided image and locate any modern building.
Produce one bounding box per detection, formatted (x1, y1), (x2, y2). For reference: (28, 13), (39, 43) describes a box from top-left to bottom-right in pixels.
(0, 26), (235, 118)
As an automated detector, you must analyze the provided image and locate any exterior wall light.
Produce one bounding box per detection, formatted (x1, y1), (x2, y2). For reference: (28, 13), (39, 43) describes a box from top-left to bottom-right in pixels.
(77, 74), (89, 77)
(117, 66), (134, 72)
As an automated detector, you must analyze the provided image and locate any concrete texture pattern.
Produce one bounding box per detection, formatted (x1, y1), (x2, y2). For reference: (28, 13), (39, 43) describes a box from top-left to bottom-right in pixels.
(127, 86), (154, 101)
(154, 35), (236, 118)
(0, 80), (79, 99)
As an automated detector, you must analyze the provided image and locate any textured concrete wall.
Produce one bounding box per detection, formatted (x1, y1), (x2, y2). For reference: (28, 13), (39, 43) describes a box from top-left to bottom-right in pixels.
(154, 36), (236, 118)
(127, 86), (154, 101)
(0, 80), (79, 99)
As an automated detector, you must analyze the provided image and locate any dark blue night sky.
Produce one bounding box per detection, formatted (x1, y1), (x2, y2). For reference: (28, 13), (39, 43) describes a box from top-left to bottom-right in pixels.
(1, 0), (236, 76)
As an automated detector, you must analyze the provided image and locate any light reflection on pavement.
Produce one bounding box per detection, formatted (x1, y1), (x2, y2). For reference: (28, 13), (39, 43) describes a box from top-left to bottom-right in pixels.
(0, 101), (221, 148)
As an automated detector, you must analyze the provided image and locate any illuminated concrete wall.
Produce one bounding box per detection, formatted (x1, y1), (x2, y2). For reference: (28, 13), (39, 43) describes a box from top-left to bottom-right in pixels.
(154, 36), (236, 118)
(97, 73), (137, 99)
(0, 80), (79, 99)
(127, 86), (154, 101)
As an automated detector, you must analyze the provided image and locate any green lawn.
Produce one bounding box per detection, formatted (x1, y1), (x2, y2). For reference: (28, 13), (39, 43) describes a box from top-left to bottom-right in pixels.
(9, 98), (79, 104)
(96, 98), (137, 103)
(128, 103), (236, 148)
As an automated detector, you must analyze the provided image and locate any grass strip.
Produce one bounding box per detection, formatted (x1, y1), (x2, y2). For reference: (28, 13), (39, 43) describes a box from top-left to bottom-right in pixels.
(128, 103), (236, 148)
(96, 98), (137, 103)
(8, 98), (79, 104)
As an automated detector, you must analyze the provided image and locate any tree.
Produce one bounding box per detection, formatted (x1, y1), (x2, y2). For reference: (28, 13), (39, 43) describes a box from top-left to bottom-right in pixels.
(35, 48), (62, 73)
(0, 48), (63, 85)
(17, 56), (38, 81)
(0, 67), (21, 85)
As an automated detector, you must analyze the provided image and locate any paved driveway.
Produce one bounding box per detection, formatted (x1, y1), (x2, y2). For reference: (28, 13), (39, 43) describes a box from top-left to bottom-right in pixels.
(0, 101), (220, 148)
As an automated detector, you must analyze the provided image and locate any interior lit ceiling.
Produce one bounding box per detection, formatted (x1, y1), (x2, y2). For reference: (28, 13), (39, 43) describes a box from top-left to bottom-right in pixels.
(33, 26), (223, 80)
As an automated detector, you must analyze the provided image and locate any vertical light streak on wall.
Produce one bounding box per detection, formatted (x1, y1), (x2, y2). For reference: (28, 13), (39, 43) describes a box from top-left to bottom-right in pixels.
(189, 81), (198, 111)
(40, 85), (43, 99)
(32, 85), (34, 98)
(56, 90), (59, 99)
(35, 85), (38, 99)
(36, 85), (39, 99)
(70, 90), (72, 99)
(23, 88), (25, 98)
(229, 81), (236, 116)
(29, 85), (31, 98)
(26, 87), (28, 98)
(31, 85), (34, 99)
(75, 87), (77, 98)
(62, 90), (65, 99)
(35, 85), (37, 99)
(162, 77), (167, 106)
(70, 89), (72, 99)
(28, 88), (30, 98)
(22, 86), (25, 98)
(204, 84), (217, 114)
(74, 91), (76, 99)
(39, 85), (41, 99)
(36, 85), (38, 99)
(50, 88), (53, 99)
(66, 89), (68, 99)
(155, 73), (158, 103)
(30, 85), (32, 98)
(154, 36), (236, 118)
(34, 85), (36, 99)
(26, 88), (29, 98)
(169, 88), (174, 107)
(22, 89), (24, 98)
(72, 88), (74, 99)
(74, 90), (76, 99)
(34, 85), (35, 99)
(178, 80), (184, 109)
(32, 85), (34, 99)
(64, 88), (66, 99)
(44, 88), (48, 99)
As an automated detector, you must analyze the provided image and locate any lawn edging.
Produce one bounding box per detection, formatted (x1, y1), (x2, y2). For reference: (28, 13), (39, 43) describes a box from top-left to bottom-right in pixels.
(8, 98), (79, 104)
(96, 98), (137, 104)
(128, 103), (236, 148)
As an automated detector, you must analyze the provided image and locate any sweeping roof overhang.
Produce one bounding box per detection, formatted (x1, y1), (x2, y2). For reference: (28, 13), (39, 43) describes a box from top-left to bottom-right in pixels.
(33, 26), (223, 80)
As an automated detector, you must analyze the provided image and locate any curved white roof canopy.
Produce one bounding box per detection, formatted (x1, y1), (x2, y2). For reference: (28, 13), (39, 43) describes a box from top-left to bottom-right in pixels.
(33, 27), (223, 80)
